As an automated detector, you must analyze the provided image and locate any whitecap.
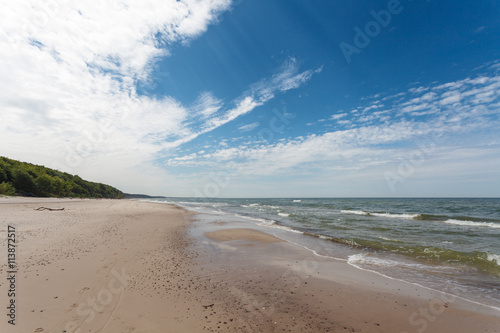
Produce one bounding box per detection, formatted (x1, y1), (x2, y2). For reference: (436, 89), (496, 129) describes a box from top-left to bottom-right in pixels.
(487, 253), (500, 265)
(371, 212), (421, 219)
(340, 210), (369, 216)
(444, 219), (500, 229)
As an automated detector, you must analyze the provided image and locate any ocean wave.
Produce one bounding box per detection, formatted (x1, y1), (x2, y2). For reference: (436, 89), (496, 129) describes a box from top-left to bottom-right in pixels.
(340, 210), (420, 219)
(340, 209), (369, 216)
(347, 253), (436, 270)
(341, 239), (500, 275)
(234, 214), (271, 224)
(278, 212), (290, 217)
(260, 221), (303, 234)
(379, 236), (403, 243)
(293, 199), (302, 202)
(237, 214), (303, 234)
(301, 232), (361, 247)
(444, 219), (500, 229)
(241, 203), (260, 208)
(371, 212), (421, 219)
(487, 253), (500, 264)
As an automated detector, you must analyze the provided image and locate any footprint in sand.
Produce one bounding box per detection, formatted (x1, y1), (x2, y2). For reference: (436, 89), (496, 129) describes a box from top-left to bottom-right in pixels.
(34, 328), (44, 332)
(79, 286), (90, 294)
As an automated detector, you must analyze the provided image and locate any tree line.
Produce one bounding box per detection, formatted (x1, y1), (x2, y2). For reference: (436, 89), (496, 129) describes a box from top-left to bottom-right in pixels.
(0, 156), (123, 198)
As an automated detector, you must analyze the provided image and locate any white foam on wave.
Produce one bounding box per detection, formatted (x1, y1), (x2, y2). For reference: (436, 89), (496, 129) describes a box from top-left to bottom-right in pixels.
(444, 219), (500, 229)
(487, 253), (500, 265)
(236, 214), (303, 234)
(341, 210), (369, 216)
(241, 203), (260, 208)
(341, 210), (420, 219)
(261, 221), (303, 234)
(319, 235), (334, 240)
(278, 212), (290, 217)
(293, 200), (302, 202)
(346, 253), (500, 312)
(371, 212), (420, 219)
(347, 253), (457, 271)
(348, 254), (403, 269)
(379, 236), (403, 243)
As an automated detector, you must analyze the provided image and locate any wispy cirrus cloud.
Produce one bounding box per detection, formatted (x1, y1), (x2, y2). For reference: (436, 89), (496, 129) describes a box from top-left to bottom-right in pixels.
(191, 92), (223, 120)
(162, 58), (320, 148)
(204, 58), (321, 130)
(168, 63), (500, 186)
(238, 122), (260, 133)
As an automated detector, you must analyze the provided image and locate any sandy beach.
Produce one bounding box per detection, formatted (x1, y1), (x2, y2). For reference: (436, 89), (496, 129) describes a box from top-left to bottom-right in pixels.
(1, 198), (499, 333)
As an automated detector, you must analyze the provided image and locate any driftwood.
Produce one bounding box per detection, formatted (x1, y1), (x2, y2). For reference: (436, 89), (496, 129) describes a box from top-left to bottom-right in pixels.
(34, 207), (65, 211)
(202, 304), (214, 309)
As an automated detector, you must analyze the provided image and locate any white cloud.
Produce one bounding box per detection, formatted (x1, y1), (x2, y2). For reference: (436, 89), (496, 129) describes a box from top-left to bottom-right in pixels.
(0, 0), (319, 193)
(159, 67), (500, 195)
(207, 96), (263, 129)
(409, 86), (429, 94)
(440, 91), (462, 105)
(238, 122), (260, 132)
(330, 112), (347, 120)
(167, 68), (500, 193)
(362, 102), (383, 113)
(1, 1), (235, 181)
(192, 92), (223, 119)
(163, 58), (319, 147)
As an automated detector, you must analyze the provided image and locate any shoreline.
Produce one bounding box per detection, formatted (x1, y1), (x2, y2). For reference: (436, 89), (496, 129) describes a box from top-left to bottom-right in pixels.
(164, 197), (500, 310)
(0, 198), (498, 332)
(189, 209), (500, 332)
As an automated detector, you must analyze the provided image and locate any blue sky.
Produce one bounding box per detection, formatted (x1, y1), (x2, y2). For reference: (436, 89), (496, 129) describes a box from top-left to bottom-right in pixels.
(1, 0), (500, 197)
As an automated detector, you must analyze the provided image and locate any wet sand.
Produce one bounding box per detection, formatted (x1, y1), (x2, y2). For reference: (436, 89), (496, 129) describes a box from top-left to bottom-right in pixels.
(0, 197), (499, 332)
(193, 224), (500, 332)
(204, 228), (284, 243)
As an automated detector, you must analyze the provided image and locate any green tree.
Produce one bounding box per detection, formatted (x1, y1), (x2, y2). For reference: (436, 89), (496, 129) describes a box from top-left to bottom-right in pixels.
(71, 184), (86, 196)
(0, 161), (12, 182)
(0, 182), (15, 196)
(0, 156), (124, 198)
(13, 169), (36, 193)
(35, 174), (54, 196)
(52, 177), (64, 196)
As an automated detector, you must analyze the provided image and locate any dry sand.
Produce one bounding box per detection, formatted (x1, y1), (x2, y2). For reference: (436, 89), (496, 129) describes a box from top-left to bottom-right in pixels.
(0, 197), (499, 333)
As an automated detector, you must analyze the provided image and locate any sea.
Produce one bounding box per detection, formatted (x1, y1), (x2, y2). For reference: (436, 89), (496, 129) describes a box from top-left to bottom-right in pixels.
(141, 197), (500, 310)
